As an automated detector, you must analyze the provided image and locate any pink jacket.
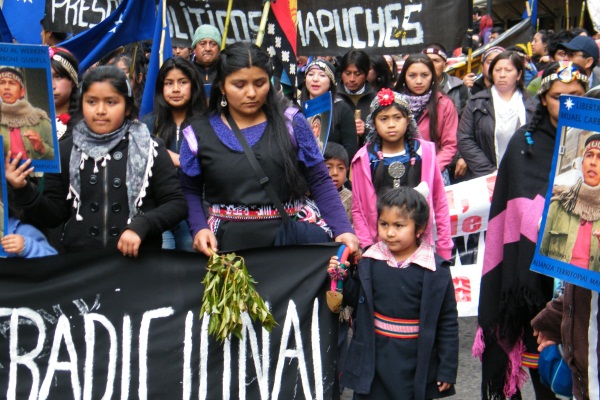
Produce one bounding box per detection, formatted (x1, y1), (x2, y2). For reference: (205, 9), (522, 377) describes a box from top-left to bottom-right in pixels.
(351, 139), (453, 259)
(416, 93), (458, 171)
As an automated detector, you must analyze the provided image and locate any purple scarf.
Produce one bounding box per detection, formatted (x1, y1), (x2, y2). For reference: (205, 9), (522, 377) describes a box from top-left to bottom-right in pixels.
(405, 90), (432, 122)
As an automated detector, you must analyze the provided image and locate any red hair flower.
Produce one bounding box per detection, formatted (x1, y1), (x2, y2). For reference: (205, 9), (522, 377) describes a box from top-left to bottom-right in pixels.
(377, 88), (395, 107)
(57, 113), (71, 125)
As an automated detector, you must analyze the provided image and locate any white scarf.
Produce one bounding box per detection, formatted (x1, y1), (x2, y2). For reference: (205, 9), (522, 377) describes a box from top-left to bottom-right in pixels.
(491, 86), (526, 167)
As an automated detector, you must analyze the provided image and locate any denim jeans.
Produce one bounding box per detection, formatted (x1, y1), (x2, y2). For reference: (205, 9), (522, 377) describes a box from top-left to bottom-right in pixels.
(162, 220), (194, 252)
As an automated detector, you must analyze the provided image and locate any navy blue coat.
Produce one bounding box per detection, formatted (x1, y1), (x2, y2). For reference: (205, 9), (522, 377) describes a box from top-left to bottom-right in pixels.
(340, 254), (458, 400)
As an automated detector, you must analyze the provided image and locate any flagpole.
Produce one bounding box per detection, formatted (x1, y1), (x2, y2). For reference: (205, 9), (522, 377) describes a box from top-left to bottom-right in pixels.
(221, 0), (234, 50)
(255, 1), (272, 47)
(580, 1), (586, 27)
(159, 0), (167, 66)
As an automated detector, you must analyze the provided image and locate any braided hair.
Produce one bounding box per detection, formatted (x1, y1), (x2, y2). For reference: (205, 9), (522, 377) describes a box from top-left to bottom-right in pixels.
(368, 103), (421, 193)
(525, 62), (588, 156)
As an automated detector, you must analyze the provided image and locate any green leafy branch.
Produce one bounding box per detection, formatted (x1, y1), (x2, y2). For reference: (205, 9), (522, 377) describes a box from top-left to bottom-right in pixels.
(200, 251), (277, 343)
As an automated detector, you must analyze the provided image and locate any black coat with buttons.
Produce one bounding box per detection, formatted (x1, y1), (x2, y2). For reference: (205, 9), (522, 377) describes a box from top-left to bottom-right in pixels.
(14, 131), (187, 253)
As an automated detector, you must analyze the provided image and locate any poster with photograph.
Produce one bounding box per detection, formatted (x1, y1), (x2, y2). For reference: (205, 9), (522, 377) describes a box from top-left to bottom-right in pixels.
(0, 142), (8, 258)
(0, 43), (60, 172)
(303, 92), (332, 154)
(532, 95), (600, 291)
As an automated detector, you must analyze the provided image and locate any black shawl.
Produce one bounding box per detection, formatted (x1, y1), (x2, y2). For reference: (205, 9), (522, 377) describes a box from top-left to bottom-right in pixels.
(474, 116), (556, 399)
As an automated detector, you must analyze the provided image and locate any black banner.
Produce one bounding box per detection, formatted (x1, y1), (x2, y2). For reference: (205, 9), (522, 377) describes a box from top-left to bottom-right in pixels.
(46, 0), (468, 56)
(0, 245), (339, 399)
(45, 0), (122, 33)
(45, 0), (264, 42)
(297, 0), (469, 56)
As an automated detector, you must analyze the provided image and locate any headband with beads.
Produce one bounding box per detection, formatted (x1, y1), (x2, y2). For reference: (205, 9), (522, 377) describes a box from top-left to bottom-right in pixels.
(538, 62), (589, 97)
(49, 47), (79, 85)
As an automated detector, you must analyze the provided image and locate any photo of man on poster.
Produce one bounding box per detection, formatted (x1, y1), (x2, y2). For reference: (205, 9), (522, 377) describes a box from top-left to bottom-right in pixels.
(0, 66), (54, 160)
(540, 132), (600, 272)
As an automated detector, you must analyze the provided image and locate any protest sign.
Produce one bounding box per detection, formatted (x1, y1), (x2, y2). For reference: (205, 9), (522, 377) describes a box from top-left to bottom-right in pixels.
(45, 0), (467, 56)
(303, 92), (333, 155)
(533, 95), (600, 291)
(0, 245), (339, 398)
(0, 43), (59, 173)
(297, 0), (468, 56)
(445, 174), (496, 316)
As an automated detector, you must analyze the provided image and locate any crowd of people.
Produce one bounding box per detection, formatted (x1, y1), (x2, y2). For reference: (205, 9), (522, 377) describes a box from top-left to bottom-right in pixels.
(3, 9), (600, 400)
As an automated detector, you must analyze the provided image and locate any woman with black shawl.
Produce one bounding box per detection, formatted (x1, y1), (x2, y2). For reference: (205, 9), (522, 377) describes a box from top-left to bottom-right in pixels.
(474, 62), (589, 399)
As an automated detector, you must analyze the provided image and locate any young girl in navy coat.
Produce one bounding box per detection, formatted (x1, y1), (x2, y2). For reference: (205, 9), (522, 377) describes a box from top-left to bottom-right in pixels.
(331, 186), (458, 400)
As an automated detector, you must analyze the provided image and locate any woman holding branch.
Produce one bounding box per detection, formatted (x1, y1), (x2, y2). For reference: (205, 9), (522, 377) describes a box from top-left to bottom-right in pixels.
(179, 42), (358, 256)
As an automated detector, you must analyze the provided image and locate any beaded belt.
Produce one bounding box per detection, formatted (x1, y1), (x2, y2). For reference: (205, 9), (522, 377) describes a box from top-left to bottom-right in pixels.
(374, 312), (419, 339)
(208, 200), (305, 221)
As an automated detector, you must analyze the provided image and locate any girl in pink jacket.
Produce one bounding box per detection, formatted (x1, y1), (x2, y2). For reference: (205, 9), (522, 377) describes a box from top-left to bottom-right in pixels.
(351, 88), (452, 259)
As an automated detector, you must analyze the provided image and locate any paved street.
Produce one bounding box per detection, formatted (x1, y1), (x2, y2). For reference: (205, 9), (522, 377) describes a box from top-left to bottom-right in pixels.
(341, 316), (535, 399)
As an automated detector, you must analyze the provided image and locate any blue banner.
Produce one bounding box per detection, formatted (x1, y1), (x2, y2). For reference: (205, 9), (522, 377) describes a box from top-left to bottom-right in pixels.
(303, 92), (333, 154)
(60, 0), (155, 72)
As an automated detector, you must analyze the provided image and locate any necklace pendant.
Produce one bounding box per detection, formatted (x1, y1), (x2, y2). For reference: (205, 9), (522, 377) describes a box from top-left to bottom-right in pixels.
(388, 161), (405, 187)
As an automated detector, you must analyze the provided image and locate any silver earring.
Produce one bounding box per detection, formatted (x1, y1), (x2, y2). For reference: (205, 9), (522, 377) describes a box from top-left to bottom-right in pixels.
(220, 95), (227, 107)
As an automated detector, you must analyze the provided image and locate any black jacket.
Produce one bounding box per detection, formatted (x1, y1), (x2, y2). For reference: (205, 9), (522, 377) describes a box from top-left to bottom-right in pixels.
(336, 82), (376, 148)
(14, 131), (187, 253)
(318, 98), (358, 161)
(457, 88), (537, 179)
(335, 81), (376, 123)
(193, 59), (218, 87)
(340, 255), (458, 400)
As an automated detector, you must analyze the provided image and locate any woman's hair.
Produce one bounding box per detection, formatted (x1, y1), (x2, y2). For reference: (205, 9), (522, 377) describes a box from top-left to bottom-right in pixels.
(50, 48), (79, 116)
(376, 187), (430, 242)
(299, 62), (337, 104)
(153, 57), (207, 147)
(490, 26), (505, 37)
(369, 103), (421, 191)
(570, 27), (588, 37)
(368, 55), (394, 92)
(208, 42), (307, 198)
(340, 50), (370, 76)
(108, 45), (148, 109)
(534, 30), (550, 46)
(79, 65), (138, 119)
(395, 54), (442, 150)
(479, 15), (493, 34)
(548, 30), (573, 59)
(488, 51), (526, 92)
(525, 62), (587, 156)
